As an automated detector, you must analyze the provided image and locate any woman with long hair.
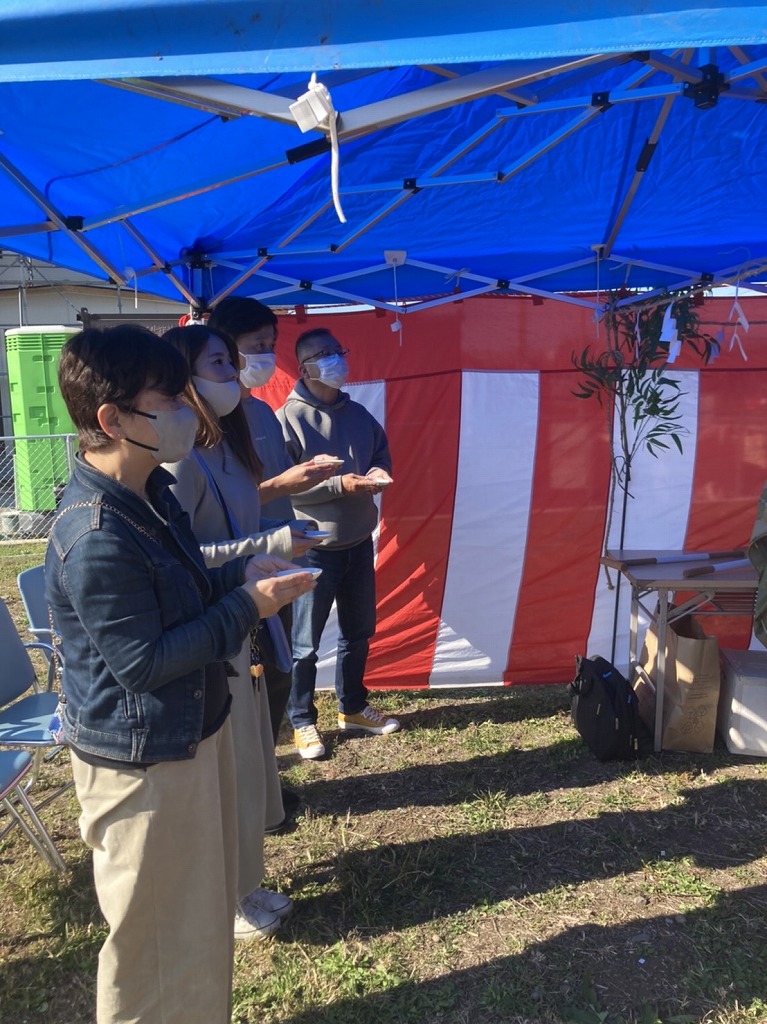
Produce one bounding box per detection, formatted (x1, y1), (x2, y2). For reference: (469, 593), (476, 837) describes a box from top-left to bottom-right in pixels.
(161, 323), (318, 941)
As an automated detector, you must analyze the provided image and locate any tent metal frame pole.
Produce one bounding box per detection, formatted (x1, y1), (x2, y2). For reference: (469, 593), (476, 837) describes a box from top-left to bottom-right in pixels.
(82, 156), (288, 231)
(336, 53), (622, 140)
(209, 256), (271, 305)
(498, 108), (602, 183)
(276, 202), (333, 248)
(511, 53), (637, 105)
(0, 220), (55, 238)
(110, 57), (623, 151)
(331, 192), (414, 253)
(726, 52), (767, 82)
(341, 172), (501, 194)
(253, 54), (631, 260)
(601, 53), (693, 257)
(642, 51), (702, 82)
(0, 151), (127, 285)
(323, 112), (508, 256)
(511, 257), (599, 285)
(121, 220), (198, 305)
(105, 77), (296, 125)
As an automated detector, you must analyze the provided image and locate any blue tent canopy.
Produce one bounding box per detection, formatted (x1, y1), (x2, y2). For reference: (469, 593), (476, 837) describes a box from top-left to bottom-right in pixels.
(0, 2), (765, 313)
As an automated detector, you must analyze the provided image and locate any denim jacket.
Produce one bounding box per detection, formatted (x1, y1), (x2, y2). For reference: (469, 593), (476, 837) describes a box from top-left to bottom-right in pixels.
(45, 454), (259, 763)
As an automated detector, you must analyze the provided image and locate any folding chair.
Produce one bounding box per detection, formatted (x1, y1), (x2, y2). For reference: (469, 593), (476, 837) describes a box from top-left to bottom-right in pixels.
(17, 564), (53, 651)
(0, 595), (66, 798)
(0, 748), (65, 871)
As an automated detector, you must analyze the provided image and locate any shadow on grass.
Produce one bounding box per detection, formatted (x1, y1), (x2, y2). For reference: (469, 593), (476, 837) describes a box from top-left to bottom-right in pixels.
(0, 853), (101, 1019)
(286, 777), (767, 934)
(270, 884), (767, 1024)
(392, 689), (572, 728)
(292, 732), (760, 817)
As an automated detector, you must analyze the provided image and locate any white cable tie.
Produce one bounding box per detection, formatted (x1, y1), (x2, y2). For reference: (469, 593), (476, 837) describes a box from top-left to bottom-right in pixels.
(328, 109), (346, 224)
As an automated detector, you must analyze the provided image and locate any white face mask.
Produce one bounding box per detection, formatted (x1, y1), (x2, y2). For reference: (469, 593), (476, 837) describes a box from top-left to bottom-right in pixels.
(125, 405), (199, 464)
(239, 352), (276, 389)
(313, 353), (349, 390)
(192, 376), (242, 417)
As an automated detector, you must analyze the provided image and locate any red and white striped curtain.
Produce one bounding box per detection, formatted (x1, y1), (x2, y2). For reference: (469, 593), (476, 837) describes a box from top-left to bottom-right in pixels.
(259, 296), (767, 688)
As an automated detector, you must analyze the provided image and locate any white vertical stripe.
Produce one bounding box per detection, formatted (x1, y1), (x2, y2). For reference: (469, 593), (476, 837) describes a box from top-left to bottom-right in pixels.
(316, 380), (386, 689)
(587, 370), (700, 673)
(430, 371), (539, 685)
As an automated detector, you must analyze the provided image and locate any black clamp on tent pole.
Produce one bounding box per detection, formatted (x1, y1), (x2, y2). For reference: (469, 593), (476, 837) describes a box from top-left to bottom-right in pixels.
(286, 138), (332, 164)
(184, 249), (209, 270)
(683, 65), (728, 110)
(591, 92), (612, 112)
(636, 140), (657, 173)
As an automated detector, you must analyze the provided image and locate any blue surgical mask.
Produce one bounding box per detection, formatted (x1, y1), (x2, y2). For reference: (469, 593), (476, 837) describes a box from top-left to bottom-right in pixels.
(239, 352), (276, 389)
(314, 353), (349, 390)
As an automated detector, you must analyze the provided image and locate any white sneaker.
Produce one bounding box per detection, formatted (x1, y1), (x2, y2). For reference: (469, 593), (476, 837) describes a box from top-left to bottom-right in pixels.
(234, 900), (281, 940)
(245, 887), (293, 921)
(294, 724), (326, 759)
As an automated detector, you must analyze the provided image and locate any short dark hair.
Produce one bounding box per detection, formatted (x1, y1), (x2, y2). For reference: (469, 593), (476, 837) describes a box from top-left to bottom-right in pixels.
(58, 325), (188, 452)
(295, 327), (335, 365)
(161, 324), (263, 482)
(207, 297), (278, 344)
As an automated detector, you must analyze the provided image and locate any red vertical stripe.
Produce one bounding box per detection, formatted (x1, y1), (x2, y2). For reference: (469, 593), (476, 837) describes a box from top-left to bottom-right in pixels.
(685, 368), (767, 647)
(366, 373), (462, 687)
(507, 372), (612, 683)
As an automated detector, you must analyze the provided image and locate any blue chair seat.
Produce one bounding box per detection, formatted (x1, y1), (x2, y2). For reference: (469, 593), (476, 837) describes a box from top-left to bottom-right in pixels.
(0, 691), (59, 746)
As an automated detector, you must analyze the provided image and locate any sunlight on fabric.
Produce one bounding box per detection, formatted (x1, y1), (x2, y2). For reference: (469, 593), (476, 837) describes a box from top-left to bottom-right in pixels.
(587, 370), (699, 672)
(430, 371), (539, 685)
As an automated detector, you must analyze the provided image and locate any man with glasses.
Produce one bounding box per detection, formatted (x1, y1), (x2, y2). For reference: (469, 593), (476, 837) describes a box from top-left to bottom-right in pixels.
(277, 327), (400, 759)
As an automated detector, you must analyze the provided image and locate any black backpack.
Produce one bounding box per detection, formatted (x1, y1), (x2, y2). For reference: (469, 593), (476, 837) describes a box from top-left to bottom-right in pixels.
(568, 655), (646, 761)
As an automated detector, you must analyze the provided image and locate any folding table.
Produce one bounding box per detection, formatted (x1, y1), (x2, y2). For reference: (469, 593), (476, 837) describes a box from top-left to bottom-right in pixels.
(599, 550), (757, 752)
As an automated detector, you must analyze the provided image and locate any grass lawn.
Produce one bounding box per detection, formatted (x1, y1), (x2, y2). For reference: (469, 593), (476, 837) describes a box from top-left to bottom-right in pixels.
(1, 543), (766, 1024)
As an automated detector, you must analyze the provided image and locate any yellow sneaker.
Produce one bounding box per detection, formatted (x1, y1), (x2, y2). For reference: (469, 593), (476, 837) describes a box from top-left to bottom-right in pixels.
(293, 724), (326, 759)
(338, 704), (400, 735)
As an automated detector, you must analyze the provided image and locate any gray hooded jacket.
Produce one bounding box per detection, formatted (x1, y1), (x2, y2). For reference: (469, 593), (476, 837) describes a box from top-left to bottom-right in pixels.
(277, 380), (392, 549)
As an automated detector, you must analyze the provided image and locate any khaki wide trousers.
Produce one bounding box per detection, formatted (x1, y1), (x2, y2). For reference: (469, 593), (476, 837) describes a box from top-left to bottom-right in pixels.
(71, 720), (238, 1024)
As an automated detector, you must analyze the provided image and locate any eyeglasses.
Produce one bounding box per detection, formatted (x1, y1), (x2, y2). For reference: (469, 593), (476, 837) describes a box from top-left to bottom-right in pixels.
(300, 346), (349, 366)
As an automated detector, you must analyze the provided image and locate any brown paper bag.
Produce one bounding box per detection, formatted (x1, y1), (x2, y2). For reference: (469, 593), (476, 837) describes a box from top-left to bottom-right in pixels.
(638, 610), (720, 752)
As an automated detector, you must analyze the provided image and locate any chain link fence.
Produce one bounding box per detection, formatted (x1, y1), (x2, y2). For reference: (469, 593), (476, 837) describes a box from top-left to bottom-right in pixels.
(0, 434), (77, 540)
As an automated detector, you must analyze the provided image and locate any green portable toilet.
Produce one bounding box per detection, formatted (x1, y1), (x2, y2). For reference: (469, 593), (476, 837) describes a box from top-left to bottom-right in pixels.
(4, 325), (78, 511)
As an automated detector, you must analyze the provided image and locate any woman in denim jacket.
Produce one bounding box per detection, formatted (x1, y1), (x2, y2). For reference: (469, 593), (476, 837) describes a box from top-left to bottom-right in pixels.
(45, 325), (316, 1024)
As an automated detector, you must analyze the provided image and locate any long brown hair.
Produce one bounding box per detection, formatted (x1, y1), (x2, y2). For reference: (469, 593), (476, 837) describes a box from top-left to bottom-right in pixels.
(160, 325), (263, 482)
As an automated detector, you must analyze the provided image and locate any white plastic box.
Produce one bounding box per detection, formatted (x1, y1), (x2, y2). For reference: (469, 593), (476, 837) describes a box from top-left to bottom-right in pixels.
(717, 648), (767, 756)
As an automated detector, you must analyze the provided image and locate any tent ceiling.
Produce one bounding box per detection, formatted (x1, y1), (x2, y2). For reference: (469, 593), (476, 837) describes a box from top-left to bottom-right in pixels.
(0, 3), (765, 313)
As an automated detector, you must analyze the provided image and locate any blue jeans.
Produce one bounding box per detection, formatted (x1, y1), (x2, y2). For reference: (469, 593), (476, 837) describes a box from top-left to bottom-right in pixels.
(288, 537), (376, 728)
